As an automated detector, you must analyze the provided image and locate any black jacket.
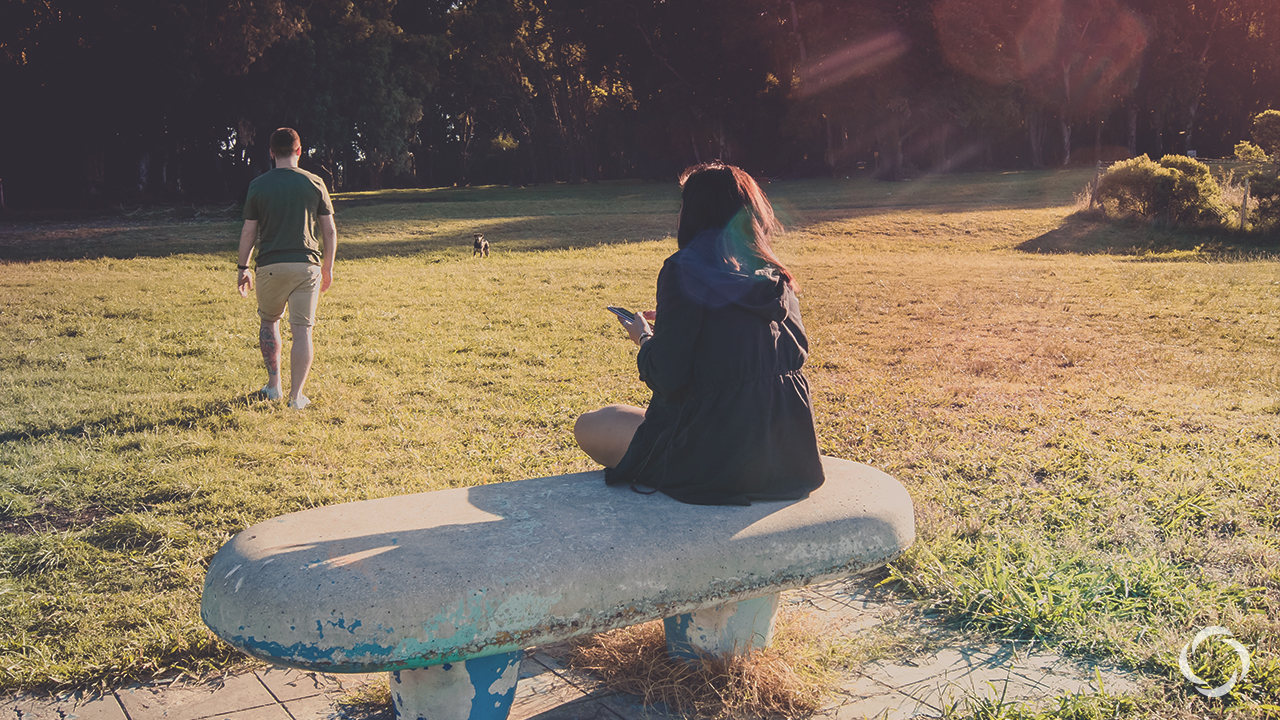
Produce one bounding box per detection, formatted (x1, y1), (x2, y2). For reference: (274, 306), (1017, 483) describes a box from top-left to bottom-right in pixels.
(605, 234), (825, 505)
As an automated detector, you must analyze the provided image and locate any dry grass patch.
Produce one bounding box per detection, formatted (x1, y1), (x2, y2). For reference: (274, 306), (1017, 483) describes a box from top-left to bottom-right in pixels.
(335, 677), (394, 719)
(568, 611), (845, 719)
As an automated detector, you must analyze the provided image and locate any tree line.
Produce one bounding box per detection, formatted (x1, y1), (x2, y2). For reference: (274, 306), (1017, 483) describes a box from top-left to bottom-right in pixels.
(2, 0), (1278, 208)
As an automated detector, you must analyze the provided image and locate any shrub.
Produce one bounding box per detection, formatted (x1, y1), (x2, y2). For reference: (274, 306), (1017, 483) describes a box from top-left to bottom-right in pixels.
(1095, 154), (1229, 226)
(1253, 109), (1280, 159)
(1093, 156), (1170, 217)
(1235, 141), (1269, 164)
(1246, 170), (1280, 230)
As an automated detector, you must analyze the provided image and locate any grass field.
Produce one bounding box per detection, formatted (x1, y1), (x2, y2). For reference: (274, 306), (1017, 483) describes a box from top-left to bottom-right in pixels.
(2, 169), (1279, 717)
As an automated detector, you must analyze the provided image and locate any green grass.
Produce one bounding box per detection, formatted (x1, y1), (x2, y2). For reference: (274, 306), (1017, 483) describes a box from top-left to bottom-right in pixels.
(2, 170), (1278, 717)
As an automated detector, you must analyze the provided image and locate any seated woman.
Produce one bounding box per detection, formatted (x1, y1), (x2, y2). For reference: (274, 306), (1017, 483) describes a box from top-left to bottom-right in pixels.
(574, 162), (825, 506)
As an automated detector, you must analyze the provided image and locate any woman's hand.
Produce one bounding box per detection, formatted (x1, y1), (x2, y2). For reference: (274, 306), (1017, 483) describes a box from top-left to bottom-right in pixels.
(618, 311), (653, 347)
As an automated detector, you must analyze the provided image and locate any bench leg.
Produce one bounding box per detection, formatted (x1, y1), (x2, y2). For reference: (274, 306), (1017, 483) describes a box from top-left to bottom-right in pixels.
(663, 592), (781, 662)
(389, 650), (522, 720)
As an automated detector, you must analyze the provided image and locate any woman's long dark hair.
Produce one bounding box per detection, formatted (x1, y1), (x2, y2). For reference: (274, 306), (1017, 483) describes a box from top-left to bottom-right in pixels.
(676, 162), (798, 290)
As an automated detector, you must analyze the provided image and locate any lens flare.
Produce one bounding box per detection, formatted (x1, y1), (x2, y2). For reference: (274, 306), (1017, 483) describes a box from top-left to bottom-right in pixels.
(797, 31), (911, 97)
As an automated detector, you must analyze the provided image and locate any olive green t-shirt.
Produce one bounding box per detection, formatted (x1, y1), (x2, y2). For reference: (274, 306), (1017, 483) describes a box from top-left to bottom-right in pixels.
(243, 167), (333, 267)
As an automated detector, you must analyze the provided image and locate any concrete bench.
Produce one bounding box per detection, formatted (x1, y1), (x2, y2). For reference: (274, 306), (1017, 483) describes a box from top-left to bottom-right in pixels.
(201, 456), (914, 720)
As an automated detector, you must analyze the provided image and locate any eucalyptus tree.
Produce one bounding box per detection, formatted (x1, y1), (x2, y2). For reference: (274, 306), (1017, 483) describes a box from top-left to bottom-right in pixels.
(0, 0), (305, 203)
(547, 0), (796, 176)
(1188, 0), (1280, 157)
(241, 0), (444, 189)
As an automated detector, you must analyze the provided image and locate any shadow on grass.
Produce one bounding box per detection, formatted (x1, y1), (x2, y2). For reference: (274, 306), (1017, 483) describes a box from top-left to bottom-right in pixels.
(0, 392), (274, 444)
(1017, 213), (1280, 259)
(0, 171), (1098, 263)
(0, 203), (671, 262)
(0, 220), (242, 263)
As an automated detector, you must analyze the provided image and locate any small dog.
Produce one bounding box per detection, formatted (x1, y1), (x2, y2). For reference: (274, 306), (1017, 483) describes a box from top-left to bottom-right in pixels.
(473, 233), (489, 257)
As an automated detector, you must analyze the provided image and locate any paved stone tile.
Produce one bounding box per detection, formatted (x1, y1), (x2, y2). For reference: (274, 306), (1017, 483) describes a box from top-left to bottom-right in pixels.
(897, 665), (1034, 711)
(821, 675), (928, 720)
(789, 582), (914, 637)
(860, 649), (960, 689)
(514, 697), (627, 720)
(66, 695), (130, 720)
(280, 692), (344, 720)
(2, 693), (127, 720)
(3, 695), (52, 720)
(513, 662), (596, 719)
(829, 688), (938, 720)
(205, 706), (294, 720)
(596, 692), (679, 720)
(1008, 653), (1140, 697)
(526, 646), (613, 698)
(116, 674), (277, 720)
(856, 639), (1142, 715)
(255, 667), (346, 703)
(525, 648), (572, 677)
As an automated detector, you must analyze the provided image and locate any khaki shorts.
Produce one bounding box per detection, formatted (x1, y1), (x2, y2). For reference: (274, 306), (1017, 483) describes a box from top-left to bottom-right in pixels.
(256, 263), (321, 327)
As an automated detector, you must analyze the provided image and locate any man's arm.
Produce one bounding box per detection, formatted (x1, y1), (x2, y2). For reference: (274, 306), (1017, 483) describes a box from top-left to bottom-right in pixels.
(319, 214), (337, 293)
(237, 220), (258, 298)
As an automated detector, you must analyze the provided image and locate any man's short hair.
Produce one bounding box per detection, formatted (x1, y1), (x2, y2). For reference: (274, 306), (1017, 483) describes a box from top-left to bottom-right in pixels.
(270, 128), (301, 158)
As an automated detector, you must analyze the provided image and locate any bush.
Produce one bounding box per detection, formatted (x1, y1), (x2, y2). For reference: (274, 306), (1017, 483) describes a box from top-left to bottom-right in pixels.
(1235, 141), (1269, 164)
(1253, 109), (1280, 159)
(1095, 155), (1229, 226)
(1246, 170), (1280, 230)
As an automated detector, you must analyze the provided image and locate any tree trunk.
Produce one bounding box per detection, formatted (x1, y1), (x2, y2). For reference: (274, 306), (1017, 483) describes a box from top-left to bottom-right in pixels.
(1060, 118), (1072, 166)
(1127, 105), (1138, 157)
(788, 0), (806, 62)
(459, 113), (474, 186)
(877, 125), (904, 181)
(1240, 176), (1250, 229)
(1183, 0), (1224, 155)
(825, 115), (835, 172)
(1183, 98), (1200, 154)
(1028, 112), (1046, 168)
(934, 124), (948, 171)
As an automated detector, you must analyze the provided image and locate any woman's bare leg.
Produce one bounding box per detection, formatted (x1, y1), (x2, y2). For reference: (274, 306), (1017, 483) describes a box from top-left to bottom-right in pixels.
(574, 404), (646, 468)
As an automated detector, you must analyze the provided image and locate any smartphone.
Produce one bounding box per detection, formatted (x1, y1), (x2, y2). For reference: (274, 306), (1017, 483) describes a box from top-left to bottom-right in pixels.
(606, 306), (635, 321)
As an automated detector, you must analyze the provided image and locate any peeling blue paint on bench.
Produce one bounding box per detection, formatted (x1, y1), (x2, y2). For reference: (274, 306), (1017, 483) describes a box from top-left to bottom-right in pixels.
(389, 651), (521, 720)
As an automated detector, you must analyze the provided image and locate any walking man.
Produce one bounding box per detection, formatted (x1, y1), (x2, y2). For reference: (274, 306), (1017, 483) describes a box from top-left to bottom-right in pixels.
(236, 127), (336, 409)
